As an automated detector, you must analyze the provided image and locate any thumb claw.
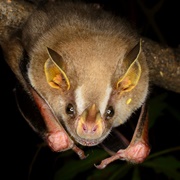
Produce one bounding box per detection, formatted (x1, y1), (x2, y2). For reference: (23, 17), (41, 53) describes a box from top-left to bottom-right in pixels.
(94, 163), (107, 169)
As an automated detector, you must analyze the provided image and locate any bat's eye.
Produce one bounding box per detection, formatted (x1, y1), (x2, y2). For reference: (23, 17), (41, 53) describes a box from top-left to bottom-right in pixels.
(66, 103), (75, 117)
(105, 106), (114, 120)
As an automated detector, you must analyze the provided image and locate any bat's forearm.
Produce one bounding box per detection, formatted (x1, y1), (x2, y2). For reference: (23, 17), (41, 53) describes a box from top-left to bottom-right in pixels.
(29, 85), (86, 159)
(29, 86), (73, 151)
(95, 103), (150, 169)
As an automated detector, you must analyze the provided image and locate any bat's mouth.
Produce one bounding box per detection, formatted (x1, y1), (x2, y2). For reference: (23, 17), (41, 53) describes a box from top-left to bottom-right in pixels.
(77, 139), (100, 146)
(74, 134), (107, 146)
(72, 107), (142, 148)
(74, 131), (111, 147)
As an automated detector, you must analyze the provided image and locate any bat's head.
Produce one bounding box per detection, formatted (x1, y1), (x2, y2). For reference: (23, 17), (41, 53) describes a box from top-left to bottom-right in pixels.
(29, 39), (149, 147)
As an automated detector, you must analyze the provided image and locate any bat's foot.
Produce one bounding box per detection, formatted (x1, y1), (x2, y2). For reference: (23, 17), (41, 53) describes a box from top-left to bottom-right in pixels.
(47, 131), (72, 152)
(95, 140), (150, 169)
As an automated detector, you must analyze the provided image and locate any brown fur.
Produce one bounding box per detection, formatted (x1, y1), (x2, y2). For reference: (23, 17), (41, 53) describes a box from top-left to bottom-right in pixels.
(2, 0), (149, 146)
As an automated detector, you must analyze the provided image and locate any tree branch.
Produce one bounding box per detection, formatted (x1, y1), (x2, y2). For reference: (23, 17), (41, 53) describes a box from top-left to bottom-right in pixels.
(142, 37), (180, 93)
(0, 0), (35, 42)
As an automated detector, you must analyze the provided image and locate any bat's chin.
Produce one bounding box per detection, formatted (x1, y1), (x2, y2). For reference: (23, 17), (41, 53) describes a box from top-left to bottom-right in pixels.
(73, 132), (110, 147)
(75, 138), (101, 146)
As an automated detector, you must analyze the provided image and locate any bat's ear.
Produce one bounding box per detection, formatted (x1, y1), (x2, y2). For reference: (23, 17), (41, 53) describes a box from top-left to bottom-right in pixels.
(116, 40), (142, 93)
(44, 47), (70, 90)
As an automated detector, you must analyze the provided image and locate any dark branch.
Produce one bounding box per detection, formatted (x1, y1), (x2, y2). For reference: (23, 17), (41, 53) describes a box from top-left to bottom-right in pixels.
(0, 0), (35, 42)
(142, 37), (180, 93)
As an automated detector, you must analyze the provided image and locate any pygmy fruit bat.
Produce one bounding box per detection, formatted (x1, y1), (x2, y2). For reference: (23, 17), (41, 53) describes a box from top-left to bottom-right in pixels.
(2, 0), (150, 168)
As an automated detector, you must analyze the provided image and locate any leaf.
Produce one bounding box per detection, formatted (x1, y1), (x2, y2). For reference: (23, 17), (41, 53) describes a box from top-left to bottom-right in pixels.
(107, 163), (132, 180)
(54, 147), (134, 180)
(54, 147), (109, 180)
(132, 167), (141, 180)
(86, 163), (124, 180)
(148, 93), (168, 128)
(143, 156), (180, 180)
(167, 106), (180, 122)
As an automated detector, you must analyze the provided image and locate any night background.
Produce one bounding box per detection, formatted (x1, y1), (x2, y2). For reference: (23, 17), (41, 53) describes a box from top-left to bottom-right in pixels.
(1, 0), (180, 180)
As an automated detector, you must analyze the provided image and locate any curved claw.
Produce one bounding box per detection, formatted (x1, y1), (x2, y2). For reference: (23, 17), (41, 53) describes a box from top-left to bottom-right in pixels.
(72, 145), (88, 160)
(29, 85), (86, 158)
(94, 153), (122, 169)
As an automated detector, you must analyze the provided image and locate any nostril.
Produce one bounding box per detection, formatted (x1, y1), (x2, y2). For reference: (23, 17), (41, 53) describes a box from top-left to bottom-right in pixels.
(82, 123), (87, 132)
(82, 123), (98, 134)
(92, 125), (97, 132)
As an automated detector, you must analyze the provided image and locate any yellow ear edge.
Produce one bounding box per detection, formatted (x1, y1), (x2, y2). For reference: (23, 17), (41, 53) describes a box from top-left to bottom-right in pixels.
(116, 40), (142, 92)
(44, 58), (71, 90)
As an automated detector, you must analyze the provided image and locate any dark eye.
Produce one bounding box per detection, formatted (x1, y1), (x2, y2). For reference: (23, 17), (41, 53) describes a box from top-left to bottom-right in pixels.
(106, 106), (114, 120)
(66, 103), (75, 117)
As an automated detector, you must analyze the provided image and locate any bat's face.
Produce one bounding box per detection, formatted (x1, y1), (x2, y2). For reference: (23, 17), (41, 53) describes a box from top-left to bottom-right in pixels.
(28, 37), (149, 147)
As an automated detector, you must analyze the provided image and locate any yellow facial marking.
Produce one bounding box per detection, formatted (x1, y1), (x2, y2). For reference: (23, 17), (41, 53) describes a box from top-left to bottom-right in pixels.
(126, 98), (132, 105)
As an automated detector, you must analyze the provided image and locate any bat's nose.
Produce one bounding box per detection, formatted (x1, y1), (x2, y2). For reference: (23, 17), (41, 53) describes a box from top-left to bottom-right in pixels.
(76, 104), (105, 140)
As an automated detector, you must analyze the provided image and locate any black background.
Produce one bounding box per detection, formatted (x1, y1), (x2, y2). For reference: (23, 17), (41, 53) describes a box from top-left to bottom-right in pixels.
(1, 0), (180, 180)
